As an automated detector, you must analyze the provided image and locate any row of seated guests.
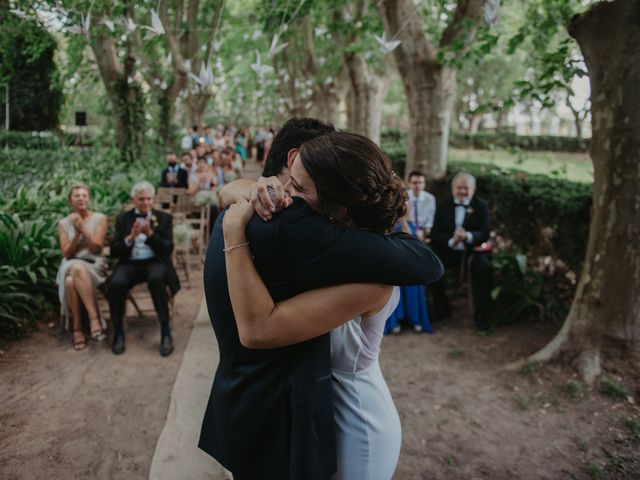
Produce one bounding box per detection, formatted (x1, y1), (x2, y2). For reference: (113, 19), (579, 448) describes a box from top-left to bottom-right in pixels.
(56, 181), (179, 355)
(180, 125), (251, 163)
(385, 170), (493, 333)
(161, 148), (242, 194)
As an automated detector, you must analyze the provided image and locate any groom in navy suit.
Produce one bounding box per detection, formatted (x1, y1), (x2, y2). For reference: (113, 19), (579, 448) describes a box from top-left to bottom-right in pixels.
(199, 118), (444, 479)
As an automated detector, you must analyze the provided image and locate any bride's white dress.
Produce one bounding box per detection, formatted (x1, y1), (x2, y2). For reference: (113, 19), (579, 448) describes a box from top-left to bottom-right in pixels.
(330, 287), (402, 480)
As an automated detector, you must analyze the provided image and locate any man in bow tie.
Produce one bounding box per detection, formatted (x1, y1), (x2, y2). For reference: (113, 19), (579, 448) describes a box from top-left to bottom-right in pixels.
(108, 181), (180, 356)
(430, 172), (493, 330)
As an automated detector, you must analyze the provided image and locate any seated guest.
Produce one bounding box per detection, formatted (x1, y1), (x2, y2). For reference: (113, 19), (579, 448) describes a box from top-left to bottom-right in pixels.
(221, 147), (241, 183)
(160, 153), (189, 188)
(189, 158), (219, 194)
(407, 170), (436, 240)
(203, 126), (214, 146)
(181, 127), (194, 151)
(385, 202), (433, 334)
(179, 151), (197, 180)
(108, 181), (180, 356)
(234, 129), (248, 162)
(430, 172), (493, 331)
(56, 183), (108, 350)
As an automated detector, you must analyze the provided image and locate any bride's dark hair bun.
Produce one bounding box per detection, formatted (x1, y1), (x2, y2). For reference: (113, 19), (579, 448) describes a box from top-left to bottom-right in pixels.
(299, 132), (406, 233)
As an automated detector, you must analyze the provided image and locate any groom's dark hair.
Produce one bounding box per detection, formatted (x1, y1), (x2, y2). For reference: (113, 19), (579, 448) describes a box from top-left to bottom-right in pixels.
(262, 117), (335, 177)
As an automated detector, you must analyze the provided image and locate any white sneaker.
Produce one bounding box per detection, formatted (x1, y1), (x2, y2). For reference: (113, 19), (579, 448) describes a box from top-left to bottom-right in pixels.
(413, 324), (423, 333)
(391, 325), (401, 334)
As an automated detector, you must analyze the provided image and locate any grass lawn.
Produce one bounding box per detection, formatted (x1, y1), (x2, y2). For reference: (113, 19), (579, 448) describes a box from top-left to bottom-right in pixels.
(449, 148), (594, 183)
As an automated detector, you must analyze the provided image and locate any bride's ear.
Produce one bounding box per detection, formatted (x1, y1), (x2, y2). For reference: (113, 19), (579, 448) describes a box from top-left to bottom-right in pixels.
(286, 148), (299, 169)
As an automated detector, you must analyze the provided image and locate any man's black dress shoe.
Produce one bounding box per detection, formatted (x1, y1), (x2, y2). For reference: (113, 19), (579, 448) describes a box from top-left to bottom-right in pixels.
(112, 335), (125, 355)
(160, 335), (174, 357)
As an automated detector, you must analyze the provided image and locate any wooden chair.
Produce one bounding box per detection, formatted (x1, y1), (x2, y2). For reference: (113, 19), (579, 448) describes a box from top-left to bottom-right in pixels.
(457, 240), (494, 315)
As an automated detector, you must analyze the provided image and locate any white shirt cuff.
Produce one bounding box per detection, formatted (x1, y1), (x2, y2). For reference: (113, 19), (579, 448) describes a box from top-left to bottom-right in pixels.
(448, 237), (465, 251)
(125, 237), (132, 247)
(466, 232), (474, 244)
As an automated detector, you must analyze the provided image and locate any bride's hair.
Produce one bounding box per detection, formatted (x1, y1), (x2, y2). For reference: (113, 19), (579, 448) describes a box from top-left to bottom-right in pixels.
(299, 132), (406, 233)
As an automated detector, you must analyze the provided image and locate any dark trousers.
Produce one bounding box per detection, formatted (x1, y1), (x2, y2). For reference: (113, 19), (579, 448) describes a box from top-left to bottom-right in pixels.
(108, 258), (170, 336)
(431, 250), (493, 315)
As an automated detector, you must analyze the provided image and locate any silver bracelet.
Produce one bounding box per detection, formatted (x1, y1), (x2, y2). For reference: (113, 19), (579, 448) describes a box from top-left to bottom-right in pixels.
(223, 241), (250, 253)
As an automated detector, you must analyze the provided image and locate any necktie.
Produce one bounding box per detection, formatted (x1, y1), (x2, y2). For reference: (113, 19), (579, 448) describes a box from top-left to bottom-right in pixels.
(414, 200), (419, 227)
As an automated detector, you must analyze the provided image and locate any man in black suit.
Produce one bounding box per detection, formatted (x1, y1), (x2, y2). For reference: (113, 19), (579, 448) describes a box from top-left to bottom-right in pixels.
(108, 180), (180, 356)
(199, 118), (444, 480)
(430, 172), (493, 330)
(160, 153), (189, 188)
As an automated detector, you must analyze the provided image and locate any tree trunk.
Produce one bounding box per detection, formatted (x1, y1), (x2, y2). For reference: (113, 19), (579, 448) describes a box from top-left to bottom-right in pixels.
(469, 112), (483, 133)
(528, 0), (640, 382)
(378, 0), (488, 180)
(344, 53), (393, 145)
(91, 34), (144, 163)
(186, 92), (211, 128)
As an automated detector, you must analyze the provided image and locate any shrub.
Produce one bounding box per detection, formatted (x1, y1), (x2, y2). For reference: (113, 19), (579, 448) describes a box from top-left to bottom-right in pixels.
(0, 131), (61, 149)
(381, 129), (589, 154)
(0, 213), (60, 338)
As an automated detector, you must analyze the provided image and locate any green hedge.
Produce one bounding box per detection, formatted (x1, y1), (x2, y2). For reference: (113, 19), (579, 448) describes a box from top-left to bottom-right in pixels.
(0, 131), (61, 149)
(447, 162), (591, 272)
(450, 131), (588, 153)
(381, 130), (588, 153)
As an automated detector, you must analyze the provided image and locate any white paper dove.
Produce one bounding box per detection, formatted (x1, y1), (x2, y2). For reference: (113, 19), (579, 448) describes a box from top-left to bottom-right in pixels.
(104, 19), (115, 32)
(125, 17), (137, 33)
(374, 33), (401, 54)
(142, 10), (165, 38)
(251, 51), (274, 81)
(68, 8), (91, 36)
(9, 9), (28, 19)
(268, 33), (288, 59)
(314, 26), (327, 37)
(483, 0), (500, 25)
(189, 61), (215, 88)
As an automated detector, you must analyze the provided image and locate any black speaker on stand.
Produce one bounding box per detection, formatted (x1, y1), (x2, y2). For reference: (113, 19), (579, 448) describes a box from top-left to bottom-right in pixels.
(75, 111), (87, 146)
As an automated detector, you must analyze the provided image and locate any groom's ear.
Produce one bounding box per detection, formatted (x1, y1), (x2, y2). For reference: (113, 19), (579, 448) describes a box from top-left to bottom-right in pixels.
(286, 148), (299, 169)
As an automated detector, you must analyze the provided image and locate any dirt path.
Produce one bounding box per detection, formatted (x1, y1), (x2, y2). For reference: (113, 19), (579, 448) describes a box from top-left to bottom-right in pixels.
(383, 298), (640, 479)
(0, 265), (204, 480)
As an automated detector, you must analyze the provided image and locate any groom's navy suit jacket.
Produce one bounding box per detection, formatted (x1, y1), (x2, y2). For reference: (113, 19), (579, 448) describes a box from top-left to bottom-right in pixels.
(199, 198), (443, 480)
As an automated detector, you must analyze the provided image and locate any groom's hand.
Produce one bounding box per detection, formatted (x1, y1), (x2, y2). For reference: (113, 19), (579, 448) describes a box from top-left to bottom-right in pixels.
(251, 176), (290, 221)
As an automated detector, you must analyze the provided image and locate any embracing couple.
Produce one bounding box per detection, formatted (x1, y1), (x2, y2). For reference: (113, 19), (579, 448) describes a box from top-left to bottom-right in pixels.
(199, 118), (444, 480)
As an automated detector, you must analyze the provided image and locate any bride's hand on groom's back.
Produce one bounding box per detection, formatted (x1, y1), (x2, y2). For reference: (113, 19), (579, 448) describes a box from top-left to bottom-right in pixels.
(250, 177), (292, 221)
(223, 198), (256, 233)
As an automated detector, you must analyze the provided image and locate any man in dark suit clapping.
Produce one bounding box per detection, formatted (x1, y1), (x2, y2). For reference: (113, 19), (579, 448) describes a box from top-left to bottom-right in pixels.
(430, 172), (493, 331)
(160, 153), (189, 188)
(108, 181), (180, 356)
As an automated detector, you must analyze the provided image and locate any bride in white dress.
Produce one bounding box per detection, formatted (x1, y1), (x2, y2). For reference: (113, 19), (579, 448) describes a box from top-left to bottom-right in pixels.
(222, 132), (407, 479)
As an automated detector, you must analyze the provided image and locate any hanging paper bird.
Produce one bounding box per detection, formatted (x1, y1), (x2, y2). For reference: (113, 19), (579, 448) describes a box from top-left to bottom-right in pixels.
(251, 51), (274, 81)
(189, 61), (215, 88)
(142, 10), (165, 38)
(124, 17), (137, 33)
(9, 9), (28, 19)
(374, 33), (401, 54)
(103, 19), (115, 32)
(314, 26), (327, 37)
(68, 6), (91, 36)
(268, 33), (288, 59)
(483, 0), (500, 25)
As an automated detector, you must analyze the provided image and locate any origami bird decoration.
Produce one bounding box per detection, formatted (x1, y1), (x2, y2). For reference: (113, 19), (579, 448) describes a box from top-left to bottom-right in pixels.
(251, 51), (274, 81)
(268, 33), (288, 59)
(142, 10), (165, 38)
(374, 32), (401, 54)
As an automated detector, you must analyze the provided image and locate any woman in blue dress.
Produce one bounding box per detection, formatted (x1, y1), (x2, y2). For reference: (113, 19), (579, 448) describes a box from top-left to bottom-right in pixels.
(384, 208), (433, 334)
